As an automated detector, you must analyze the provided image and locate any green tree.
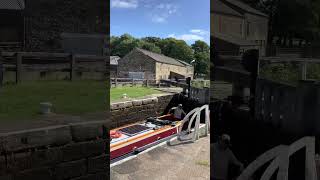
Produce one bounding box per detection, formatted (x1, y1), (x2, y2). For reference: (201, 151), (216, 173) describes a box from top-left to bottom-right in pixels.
(158, 38), (194, 63)
(191, 40), (210, 53)
(138, 40), (162, 54)
(260, 63), (300, 83)
(141, 37), (162, 46)
(240, 0), (320, 45)
(191, 40), (210, 77)
(110, 34), (140, 57)
(194, 52), (210, 77)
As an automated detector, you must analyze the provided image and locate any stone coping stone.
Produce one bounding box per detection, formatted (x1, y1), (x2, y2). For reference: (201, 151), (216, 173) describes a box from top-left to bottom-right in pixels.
(111, 102), (125, 110)
(123, 101), (133, 108)
(111, 97), (158, 111)
(110, 93), (176, 110)
(132, 100), (142, 106)
(0, 125), (72, 152)
(0, 120), (108, 152)
(69, 120), (107, 142)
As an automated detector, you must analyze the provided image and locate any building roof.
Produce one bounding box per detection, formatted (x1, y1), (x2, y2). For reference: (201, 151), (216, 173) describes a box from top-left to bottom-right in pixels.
(136, 48), (190, 67)
(110, 56), (120, 65)
(212, 0), (243, 17)
(222, 0), (268, 17)
(0, 0), (25, 10)
(176, 59), (193, 67)
(212, 0), (268, 18)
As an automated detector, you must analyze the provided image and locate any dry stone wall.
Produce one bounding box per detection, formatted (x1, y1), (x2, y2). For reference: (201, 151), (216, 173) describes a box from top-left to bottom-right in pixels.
(110, 93), (203, 129)
(0, 120), (108, 180)
(110, 95), (173, 129)
(24, 0), (108, 52)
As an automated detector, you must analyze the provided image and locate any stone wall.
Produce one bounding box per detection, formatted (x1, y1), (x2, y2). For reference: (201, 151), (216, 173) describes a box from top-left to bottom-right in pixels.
(245, 13), (268, 42)
(24, 0), (108, 52)
(117, 49), (193, 81)
(0, 120), (108, 180)
(211, 3), (268, 56)
(117, 49), (156, 80)
(110, 93), (202, 129)
(155, 62), (193, 81)
(212, 13), (244, 39)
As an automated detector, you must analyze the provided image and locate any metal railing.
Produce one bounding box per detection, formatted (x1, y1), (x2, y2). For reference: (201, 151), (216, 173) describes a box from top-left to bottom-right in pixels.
(237, 136), (317, 180)
(177, 104), (210, 142)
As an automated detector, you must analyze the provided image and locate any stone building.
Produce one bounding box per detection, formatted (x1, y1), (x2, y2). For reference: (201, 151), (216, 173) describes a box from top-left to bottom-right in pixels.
(211, 0), (269, 56)
(0, 0), (108, 52)
(118, 48), (194, 81)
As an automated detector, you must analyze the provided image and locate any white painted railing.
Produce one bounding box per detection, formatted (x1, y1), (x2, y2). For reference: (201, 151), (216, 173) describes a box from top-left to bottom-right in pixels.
(177, 105), (210, 142)
(237, 136), (317, 180)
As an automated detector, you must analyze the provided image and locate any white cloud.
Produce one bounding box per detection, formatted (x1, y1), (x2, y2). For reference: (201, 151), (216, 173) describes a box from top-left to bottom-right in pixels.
(190, 29), (209, 36)
(111, 0), (138, 9)
(167, 34), (204, 41)
(168, 28), (210, 44)
(150, 3), (178, 23)
(152, 16), (167, 23)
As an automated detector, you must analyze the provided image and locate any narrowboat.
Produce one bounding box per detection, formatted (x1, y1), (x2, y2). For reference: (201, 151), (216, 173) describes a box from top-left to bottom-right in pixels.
(110, 114), (182, 161)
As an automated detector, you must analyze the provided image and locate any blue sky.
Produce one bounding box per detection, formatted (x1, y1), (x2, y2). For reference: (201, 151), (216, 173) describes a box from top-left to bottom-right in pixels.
(111, 0), (210, 45)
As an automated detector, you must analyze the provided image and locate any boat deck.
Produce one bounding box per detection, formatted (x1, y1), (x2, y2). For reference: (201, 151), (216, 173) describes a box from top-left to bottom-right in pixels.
(110, 115), (182, 161)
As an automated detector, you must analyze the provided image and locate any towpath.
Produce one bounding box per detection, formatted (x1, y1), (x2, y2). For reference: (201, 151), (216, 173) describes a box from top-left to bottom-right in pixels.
(110, 135), (210, 180)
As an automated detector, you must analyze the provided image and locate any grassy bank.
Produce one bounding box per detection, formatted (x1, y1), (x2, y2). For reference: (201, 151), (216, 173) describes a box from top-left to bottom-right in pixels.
(0, 80), (107, 121)
(110, 86), (162, 102)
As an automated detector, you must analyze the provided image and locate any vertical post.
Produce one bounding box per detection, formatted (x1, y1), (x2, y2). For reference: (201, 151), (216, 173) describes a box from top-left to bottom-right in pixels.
(300, 62), (307, 80)
(0, 55), (3, 88)
(16, 53), (22, 84)
(257, 57), (261, 76)
(277, 146), (289, 180)
(186, 77), (191, 98)
(305, 137), (317, 180)
(115, 77), (118, 87)
(146, 78), (149, 87)
(70, 54), (76, 81)
(132, 78), (134, 87)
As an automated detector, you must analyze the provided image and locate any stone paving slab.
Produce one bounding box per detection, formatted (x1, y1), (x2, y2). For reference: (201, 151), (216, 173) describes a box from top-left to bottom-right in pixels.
(110, 136), (210, 180)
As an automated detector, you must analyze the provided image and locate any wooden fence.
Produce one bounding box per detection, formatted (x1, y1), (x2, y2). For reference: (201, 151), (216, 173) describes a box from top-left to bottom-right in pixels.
(220, 55), (320, 80)
(110, 78), (157, 87)
(0, 52), (108, 84)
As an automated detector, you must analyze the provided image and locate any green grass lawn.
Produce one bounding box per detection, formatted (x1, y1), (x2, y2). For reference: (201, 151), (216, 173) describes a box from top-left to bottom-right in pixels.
(191, 80), (210, 88)
(110, 86), (162, 102)
(0, 81), (107, 121)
